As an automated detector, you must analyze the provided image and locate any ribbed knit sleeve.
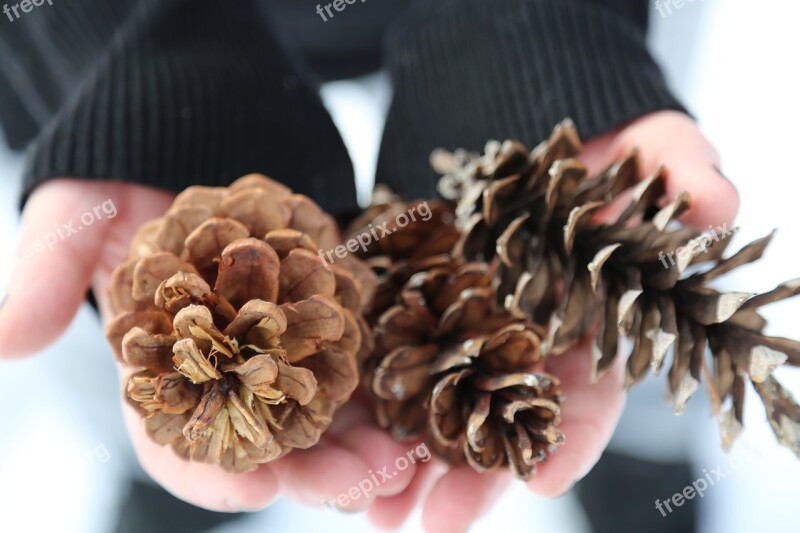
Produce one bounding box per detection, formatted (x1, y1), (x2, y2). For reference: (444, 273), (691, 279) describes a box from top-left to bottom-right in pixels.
(376, 0), (687, 199)
(8, 0), (357, 214)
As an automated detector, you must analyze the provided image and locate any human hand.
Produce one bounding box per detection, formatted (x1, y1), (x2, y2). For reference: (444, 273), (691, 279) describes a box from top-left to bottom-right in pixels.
(0, 179), (175, 358)
(0, 178), (419, 512)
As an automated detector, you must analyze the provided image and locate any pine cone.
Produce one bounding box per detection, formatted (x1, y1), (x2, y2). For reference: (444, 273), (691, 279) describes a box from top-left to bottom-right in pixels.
(436, 120), (800, 456)
(105, 174), (376, 473)
(345, 186), (461, 321)
(371, 261), (564, 480)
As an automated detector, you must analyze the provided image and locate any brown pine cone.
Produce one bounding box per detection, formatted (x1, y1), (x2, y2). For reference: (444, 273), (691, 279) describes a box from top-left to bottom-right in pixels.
(371, 262), (564, 480)
(105, 174), (376, 473)
(345, 186), (461, 322)
(435, 121), (800, 456)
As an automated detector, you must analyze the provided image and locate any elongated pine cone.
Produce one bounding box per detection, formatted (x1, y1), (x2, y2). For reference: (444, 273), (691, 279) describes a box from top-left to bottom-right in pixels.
(371, 261), (564, 480)
(105, 175), (376, 473)
(435, 120), (800, 457)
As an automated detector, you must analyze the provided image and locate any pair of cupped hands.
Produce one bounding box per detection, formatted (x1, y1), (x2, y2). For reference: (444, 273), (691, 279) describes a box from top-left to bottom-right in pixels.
(0, 112), (738, 532)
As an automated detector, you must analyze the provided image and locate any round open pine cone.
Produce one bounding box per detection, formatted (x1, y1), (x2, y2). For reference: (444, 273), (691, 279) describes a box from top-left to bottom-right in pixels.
(371, 261), (564, 480)
(435, 120), (800, 457)
(105, 174), (376, 473)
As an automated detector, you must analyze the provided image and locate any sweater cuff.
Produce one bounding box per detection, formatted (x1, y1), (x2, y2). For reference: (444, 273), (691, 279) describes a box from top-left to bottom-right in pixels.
(377, 0), (687, 199)
(21, 0), (357, 216)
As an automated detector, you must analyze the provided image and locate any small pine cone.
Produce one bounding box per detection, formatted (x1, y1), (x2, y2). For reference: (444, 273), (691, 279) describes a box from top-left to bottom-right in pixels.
(371, 262), (564, 480)
(105, 175), (376, 473)
(345, 186), (461, 321)
(435, 121), (800, 457)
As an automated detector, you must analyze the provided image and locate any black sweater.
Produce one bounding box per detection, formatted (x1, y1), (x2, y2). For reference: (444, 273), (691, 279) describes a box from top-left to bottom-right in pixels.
(0, 0), (685, 215)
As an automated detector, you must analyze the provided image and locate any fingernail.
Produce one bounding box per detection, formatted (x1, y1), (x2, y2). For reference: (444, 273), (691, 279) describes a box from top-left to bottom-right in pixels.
(237, 506), (263, 513)
(556, 482), (576, 498)
(713, 166), (733, 184)
(224, 499), (263, 513)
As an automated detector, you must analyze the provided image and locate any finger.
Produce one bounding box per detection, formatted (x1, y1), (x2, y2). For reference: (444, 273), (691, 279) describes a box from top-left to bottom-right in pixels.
(625, 124), (736, 229)
(325, 401), (419, 498)
(421, 466), (511, 533)
(0, 180), (112, 358)
(334, 424), (419, 498)
(367, 461), (445, 530)
(325, 399), (374, 436)
(527, 343), (626, 497)
(659, 152), (739, 231)
(268, 442), (374, 511)
(581, 111), (739, 230)
(92, 184), (175, 321)
(122, 400), (280, 512)
(323, 398), (418, 496)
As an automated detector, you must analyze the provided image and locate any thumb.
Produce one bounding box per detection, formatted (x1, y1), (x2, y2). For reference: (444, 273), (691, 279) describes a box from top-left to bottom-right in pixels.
(656, 146), (739, 231)
(0, 180), (113, 359)
(582, 111), (739, 231)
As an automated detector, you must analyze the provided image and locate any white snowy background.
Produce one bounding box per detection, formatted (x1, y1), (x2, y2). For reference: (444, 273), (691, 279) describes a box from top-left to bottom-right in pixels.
(1, 2), (799, 532)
